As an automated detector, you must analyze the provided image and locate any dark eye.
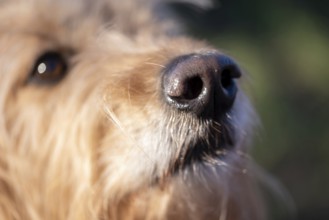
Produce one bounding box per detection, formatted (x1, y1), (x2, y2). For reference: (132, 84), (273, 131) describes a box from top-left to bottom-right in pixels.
(29, 51), (68, 85)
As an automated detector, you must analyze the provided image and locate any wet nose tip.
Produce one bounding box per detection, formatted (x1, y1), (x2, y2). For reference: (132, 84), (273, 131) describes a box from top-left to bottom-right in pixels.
(162, 53), (241, 117)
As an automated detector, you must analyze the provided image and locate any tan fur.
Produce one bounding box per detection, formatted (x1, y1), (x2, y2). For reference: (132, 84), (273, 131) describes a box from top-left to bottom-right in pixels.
(0, 0), (266, 219)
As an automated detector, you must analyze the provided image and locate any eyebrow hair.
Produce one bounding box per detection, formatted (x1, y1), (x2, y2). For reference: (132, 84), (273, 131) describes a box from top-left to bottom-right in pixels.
(0, 29), (73, 51)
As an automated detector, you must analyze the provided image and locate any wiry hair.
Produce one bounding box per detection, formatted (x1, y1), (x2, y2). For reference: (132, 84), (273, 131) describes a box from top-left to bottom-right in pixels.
(0, 0), (266, 220)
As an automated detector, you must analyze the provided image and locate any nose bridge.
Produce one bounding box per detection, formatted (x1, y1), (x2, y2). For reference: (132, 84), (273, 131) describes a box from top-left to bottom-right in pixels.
(161, 52), (241, 118)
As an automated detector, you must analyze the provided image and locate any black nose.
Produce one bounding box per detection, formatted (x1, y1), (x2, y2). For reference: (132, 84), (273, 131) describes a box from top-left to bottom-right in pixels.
(162, 53), (241, 118)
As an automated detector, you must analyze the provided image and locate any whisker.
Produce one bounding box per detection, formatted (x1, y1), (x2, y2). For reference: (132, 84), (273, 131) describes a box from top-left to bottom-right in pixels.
(102, 98), (156, 164)
(144, 62), (166, 68)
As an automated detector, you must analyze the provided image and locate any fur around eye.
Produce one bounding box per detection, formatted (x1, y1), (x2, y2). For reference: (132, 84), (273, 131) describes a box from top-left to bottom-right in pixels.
(29, 51), (68, 85)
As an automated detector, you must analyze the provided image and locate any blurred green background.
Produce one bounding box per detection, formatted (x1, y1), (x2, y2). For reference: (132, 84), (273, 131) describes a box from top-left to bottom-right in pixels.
(172, 0), (329, 219)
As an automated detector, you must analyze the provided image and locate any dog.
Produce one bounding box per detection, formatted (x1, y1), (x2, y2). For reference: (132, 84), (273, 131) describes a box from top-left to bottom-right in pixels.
(0, 0), (266, 219)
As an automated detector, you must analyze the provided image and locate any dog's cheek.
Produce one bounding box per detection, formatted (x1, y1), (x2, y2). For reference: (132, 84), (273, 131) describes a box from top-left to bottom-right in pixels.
(89, 56), (182, 196)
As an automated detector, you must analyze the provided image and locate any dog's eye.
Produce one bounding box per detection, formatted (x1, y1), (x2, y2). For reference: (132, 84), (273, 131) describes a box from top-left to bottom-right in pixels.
(29, 51), (68, 85)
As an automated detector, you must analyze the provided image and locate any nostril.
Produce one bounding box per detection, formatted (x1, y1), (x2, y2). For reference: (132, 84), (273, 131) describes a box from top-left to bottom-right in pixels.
(221, 68), (234, 90)
(176, 76), (203, 101)
(220, 67), (239, 96)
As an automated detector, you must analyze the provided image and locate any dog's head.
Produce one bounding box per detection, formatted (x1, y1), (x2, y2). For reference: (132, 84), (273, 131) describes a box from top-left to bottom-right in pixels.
(0, 0), (264, 219)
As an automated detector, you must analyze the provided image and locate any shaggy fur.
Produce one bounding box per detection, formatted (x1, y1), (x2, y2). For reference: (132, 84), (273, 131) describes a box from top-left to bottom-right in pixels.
(0, 0), (266, 219)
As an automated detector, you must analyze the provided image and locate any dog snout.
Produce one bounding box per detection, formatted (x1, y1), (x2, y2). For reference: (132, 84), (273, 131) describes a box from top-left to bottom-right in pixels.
(162, 53), (241, 118)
